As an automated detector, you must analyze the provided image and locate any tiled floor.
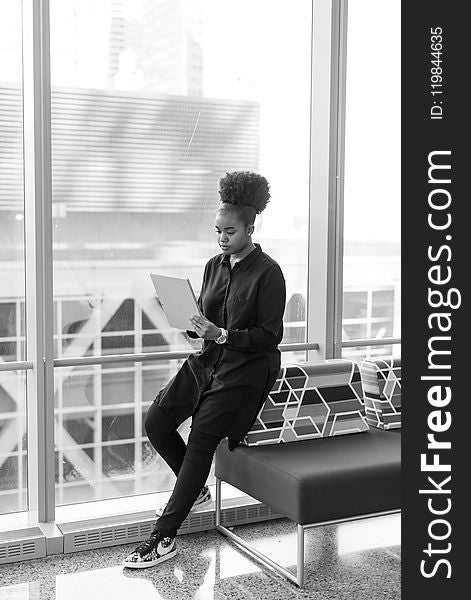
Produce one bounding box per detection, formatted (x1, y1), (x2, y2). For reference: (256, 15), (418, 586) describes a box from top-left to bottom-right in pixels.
(0, 514), (400, 600)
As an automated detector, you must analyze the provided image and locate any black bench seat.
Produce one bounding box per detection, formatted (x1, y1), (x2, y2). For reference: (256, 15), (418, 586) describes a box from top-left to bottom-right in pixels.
(215, 428), (400, 525)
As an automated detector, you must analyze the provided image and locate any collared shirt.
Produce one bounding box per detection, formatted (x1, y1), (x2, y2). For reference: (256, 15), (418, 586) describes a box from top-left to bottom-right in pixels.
(155, 243), (286, 448)
(188, 242), (285, 357)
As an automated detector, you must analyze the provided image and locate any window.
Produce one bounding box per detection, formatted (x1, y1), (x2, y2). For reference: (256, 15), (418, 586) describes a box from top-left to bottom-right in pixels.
(341, 0), (400, 361)
(0, 0), (401, 528)
(0, 0), (27, 515)
(49, 0), (312, 505)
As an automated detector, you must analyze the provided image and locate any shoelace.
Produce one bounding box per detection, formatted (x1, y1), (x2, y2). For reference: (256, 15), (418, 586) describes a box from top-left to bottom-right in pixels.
(196, 487), (209, 501)
(134, 526), (160, 555)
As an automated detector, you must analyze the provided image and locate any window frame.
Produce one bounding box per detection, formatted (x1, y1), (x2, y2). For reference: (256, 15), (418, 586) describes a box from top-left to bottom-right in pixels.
(0, 0), (400, 532)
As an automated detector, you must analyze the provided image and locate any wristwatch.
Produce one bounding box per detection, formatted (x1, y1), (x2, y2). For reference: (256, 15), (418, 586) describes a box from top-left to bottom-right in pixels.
(215, 327), (228, 344)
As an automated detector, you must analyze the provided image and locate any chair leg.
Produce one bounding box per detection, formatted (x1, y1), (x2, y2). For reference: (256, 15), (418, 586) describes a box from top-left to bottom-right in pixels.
(214, 476), (304, 587)
(215, 476), (222, 526)
(297, 524), (305, 587)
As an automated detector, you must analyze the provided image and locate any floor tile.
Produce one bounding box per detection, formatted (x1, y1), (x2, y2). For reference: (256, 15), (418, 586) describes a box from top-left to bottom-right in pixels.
(0, 515), (401, 600)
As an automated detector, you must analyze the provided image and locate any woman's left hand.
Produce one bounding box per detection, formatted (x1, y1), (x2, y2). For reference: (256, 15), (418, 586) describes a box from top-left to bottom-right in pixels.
(189, 315), (222, 340)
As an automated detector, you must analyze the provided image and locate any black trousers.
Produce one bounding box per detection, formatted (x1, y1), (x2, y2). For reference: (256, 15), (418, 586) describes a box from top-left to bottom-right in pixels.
(144, 401), (224, 538)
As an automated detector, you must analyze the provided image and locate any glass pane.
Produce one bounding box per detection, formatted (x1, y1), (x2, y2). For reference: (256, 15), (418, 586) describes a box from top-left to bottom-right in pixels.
(50, 0), (312, 505)
(54, 359), (191, 506)
(0, 371), (28, 514)
(0, 0), (27, 516)
(0, 0), (25, 364)
(342, 1), (401, 346)
(50, 0), (310, 361)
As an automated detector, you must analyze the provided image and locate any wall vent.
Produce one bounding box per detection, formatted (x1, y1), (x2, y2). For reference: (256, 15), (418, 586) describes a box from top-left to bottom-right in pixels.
(0, 535), (46, 564)
(220, 503), (281, 527)
(62, 501), (283, 554)
(63, 521), (155, 553)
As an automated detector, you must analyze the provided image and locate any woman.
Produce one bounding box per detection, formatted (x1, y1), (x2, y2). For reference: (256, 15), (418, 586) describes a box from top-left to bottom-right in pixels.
(123, 171), (286, 569)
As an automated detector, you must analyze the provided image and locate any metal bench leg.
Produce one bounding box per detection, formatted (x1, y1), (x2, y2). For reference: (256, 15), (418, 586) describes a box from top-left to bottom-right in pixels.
(297, 524), (305, 587)
(215, 476), (305, 587)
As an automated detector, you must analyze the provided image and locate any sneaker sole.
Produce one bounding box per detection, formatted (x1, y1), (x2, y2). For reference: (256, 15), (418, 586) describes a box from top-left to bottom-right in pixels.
(122, 547), (177, 569)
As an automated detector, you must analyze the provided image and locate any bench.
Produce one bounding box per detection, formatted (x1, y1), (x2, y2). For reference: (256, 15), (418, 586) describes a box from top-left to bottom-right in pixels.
(214, 358), (401, 587)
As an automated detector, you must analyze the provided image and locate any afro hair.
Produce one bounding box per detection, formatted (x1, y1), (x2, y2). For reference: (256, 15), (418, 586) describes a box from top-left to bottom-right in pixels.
(218, 171), (270, 214)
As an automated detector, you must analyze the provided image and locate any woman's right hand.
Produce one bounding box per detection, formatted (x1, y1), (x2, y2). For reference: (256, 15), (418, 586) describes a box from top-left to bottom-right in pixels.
(188, 315), (221, 340)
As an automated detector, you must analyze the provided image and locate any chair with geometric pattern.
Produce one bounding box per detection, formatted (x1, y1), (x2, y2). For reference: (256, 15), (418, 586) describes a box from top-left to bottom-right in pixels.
(241, 358), (369, 446)
(359, 356), (401, 430)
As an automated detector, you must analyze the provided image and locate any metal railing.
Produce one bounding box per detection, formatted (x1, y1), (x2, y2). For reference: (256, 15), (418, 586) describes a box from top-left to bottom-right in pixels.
(341, 337), (401, 348)
(0, 360), (34, 372)
(0, 339), (403, 371)
(53, 342), (320, 367)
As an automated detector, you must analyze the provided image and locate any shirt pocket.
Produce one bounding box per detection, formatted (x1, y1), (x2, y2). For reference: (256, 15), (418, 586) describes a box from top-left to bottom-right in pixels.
(229, 295), (249, 304)
(226, 294), (255, 327)
(226, 295), (251, 313)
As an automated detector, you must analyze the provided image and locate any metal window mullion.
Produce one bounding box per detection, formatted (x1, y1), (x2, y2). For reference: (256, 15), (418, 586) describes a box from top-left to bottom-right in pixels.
(330, 0), (348, 358)
(307, 0), (336, 361)
(57, 368), (64, 506)
(23, 0), (55, 523)
(16, 298), (22, 361)
(17, 372), (24, 511)
(134, 300), (143, 495)
(94, 308), (103, 499)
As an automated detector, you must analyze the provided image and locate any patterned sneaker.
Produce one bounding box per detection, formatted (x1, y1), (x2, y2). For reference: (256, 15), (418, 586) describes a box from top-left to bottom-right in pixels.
(155, 484), (212, 517)
(122, 524), (177, 569)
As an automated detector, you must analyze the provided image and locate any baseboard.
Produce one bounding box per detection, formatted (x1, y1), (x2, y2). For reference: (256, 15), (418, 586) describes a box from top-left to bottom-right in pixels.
(0, 499), (284, 563)
(60, 498), (283, 553)
(0, 527), (46, 564)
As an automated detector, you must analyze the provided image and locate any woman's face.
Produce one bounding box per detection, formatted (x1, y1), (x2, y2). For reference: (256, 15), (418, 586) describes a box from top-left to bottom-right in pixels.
(214, 211), (254, 255)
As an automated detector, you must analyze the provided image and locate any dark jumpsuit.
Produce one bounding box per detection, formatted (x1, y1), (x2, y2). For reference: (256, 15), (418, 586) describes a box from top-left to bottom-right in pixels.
(145, 242), (286, 537)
